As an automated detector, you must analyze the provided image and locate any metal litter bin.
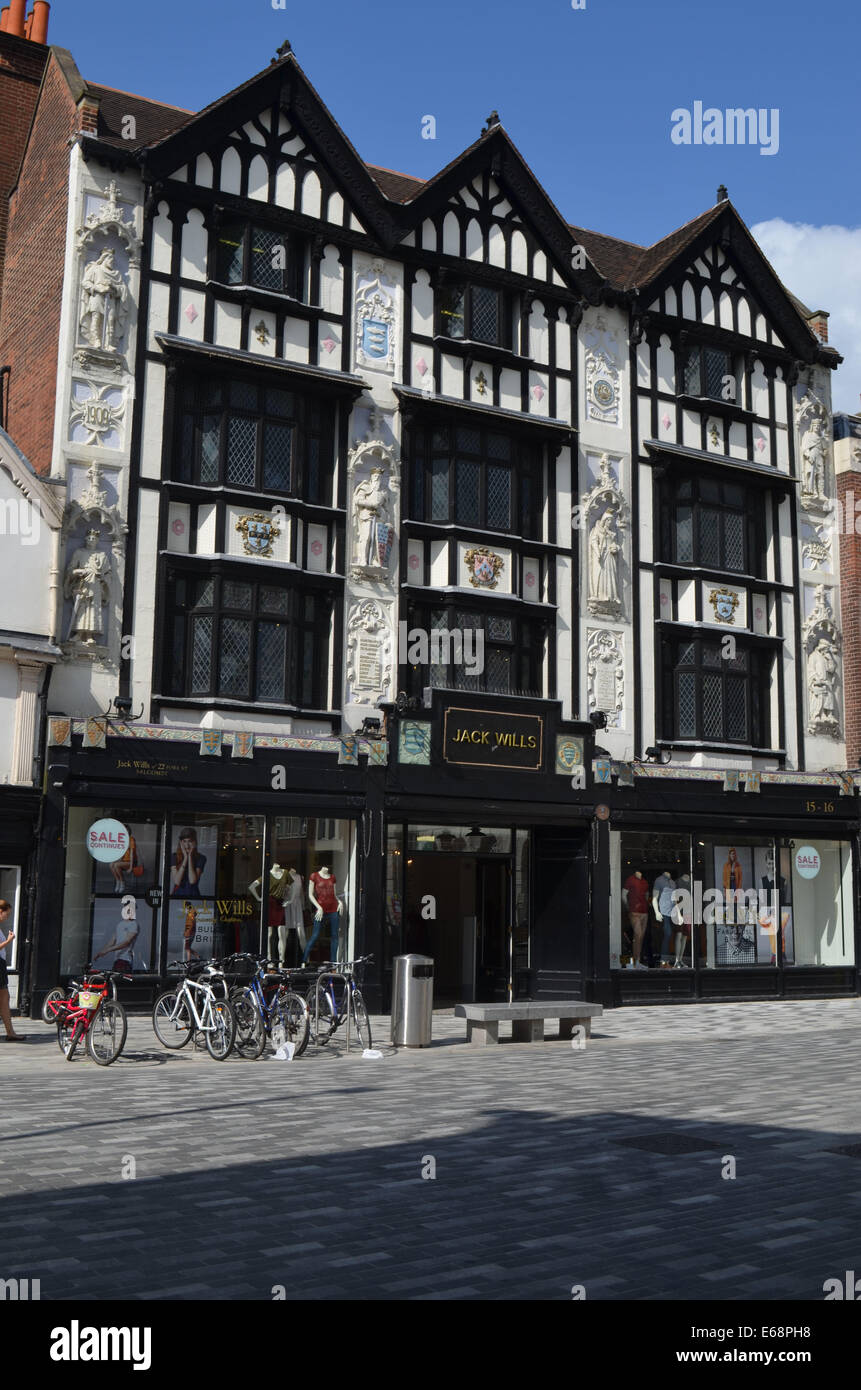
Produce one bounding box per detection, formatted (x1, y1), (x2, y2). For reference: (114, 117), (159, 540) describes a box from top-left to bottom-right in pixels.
(391, 954), (433, 1047)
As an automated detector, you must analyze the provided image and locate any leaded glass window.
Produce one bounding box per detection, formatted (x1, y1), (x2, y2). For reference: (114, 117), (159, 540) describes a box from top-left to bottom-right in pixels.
(664, 637), (767, 747)
(409, 423), (543, 538)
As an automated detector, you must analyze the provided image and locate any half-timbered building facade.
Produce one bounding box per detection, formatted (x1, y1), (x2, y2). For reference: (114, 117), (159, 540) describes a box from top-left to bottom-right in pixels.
(4, 41), (857, 1014)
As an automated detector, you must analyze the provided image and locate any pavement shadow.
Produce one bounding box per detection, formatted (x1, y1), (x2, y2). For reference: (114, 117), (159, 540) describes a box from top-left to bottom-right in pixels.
(6, 1100), (861, 1302)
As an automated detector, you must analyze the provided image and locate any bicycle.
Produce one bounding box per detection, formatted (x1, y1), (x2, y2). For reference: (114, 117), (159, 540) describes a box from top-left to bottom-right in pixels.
(223, 953), (310, 1059)
(42, 971), (120, 1025)
(45, 970), (130, 1065)
(152, 960), (236, 1061)
(304, 955), (373, 1050)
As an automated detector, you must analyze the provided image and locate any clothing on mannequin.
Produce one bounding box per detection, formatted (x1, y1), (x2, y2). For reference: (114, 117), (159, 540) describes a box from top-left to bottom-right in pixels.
(622, 869), (650, 970)
(651, 868), (677, 967)
(303, 866), (344, 963)
(249, 865), (306, 965)
(673, 872), (692, 967)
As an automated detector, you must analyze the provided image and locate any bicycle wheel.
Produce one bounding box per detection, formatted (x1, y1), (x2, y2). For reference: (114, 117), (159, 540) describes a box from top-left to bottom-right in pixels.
(42, 987), (68, 1025)
(204, 998), (236, 1061)
(307, 981), (336, 1045)
(230, 987), (265, 1059)
(86, 999), (128, 1066)
(274, 990), (310, 1058)
(152, 990), (193, 1049)
(57, 1015), (82, 1061)
(351, 988), (372, 1051)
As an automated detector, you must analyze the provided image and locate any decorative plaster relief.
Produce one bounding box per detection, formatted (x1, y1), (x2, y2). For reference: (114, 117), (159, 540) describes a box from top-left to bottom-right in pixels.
(583, 314), (622, 425)
(796, 389), (832, 514)
(347, 434), (400, 578)
(354, 259), (397, 374)
(802, 585), (842, 740)
(69, 380), (125, 448)
(581, 453), (629, 620)
(346, 599), (393, 703)
(587, 628), (625, 729)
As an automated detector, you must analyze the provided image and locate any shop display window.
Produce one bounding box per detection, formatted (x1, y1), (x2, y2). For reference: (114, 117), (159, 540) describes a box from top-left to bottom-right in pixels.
(612, 831), (692, 971)
(60, 807), (164, 975)
(612, 830), (855, 972)
(166, 814), (264, 964)
(266, 816), (354, 966)
(696, 837), (790, 967)
(789, 840), (854, 967)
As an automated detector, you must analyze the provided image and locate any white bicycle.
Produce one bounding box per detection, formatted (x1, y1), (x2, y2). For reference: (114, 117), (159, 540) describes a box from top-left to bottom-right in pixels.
(152, 960), (236, 1061)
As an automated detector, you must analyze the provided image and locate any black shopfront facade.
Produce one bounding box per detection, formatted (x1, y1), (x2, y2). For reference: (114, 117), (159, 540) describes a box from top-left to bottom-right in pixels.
(24, 708), (861, 1017)
(589, 770), (861, 1006)
(27, 723), (387, 1017)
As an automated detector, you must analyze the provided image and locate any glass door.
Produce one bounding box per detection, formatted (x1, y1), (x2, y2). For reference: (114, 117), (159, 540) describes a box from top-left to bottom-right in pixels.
(475, 859), (512, 1002)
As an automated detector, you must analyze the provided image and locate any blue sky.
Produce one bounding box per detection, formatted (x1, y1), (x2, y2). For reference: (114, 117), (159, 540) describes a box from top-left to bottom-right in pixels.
(51, 0), (861, 406)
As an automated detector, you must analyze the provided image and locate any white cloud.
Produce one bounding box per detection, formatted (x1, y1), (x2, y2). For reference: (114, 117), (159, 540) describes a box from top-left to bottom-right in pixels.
(751, 219), (861, 416)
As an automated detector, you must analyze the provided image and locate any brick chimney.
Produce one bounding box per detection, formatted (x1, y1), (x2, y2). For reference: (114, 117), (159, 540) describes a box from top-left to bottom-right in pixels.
(77, 93), (100, 134)
(808, 309), (829, 344)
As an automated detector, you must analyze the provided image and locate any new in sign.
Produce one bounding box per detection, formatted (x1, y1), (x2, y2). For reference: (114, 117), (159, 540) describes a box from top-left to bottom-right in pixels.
(442, 707), (544, 771)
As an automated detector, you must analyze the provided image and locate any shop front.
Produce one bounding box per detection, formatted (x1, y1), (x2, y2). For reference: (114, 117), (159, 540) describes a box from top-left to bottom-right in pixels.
(592, 769), (860, 1005)
(29, 720), (387, 1016)
(382, 693), (597, 1006)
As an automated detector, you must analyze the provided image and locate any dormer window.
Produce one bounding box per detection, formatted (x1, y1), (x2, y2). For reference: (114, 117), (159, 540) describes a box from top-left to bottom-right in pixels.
(682, 344), (739, 403)
(439, 284), (508, 347)
(215, 221), (302, 298)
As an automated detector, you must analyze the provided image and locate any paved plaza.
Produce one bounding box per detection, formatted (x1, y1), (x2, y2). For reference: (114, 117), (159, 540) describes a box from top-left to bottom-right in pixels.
(4, 997), (861, 1301)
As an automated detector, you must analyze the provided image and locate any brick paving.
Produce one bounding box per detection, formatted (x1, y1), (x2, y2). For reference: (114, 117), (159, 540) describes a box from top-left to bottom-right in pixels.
(3, 997), (861, 1300)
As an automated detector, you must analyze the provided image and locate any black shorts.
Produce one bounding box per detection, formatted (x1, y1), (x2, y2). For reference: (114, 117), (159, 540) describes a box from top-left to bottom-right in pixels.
(0, 959), (8, 990)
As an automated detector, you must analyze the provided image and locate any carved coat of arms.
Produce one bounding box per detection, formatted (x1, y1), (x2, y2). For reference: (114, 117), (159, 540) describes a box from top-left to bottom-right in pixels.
(464, 547), (504, 589)
(236, 512), (281, 558)
(708, 587), (740, 624)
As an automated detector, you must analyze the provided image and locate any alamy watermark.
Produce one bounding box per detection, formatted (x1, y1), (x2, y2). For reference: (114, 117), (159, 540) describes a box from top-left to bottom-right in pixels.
(0, 496), (41, 545)
(398, 621), (484, 678)
(671, 102), (779, 157)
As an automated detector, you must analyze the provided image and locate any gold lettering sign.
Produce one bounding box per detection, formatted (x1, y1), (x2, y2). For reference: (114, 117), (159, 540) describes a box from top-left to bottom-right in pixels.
(443, 707), (543, 770)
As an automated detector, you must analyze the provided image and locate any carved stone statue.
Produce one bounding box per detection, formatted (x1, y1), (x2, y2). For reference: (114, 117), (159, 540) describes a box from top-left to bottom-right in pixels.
(353, 466), (392, 569)
(80, 248), (127, 352)
(808, 637), (839, 729)
(800, 416), (828, 500)
(64, 528), (111, 644)
(588, 510), (621, 609)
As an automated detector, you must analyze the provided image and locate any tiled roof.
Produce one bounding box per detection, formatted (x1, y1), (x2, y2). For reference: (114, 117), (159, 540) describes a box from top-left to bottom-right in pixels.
(85, 83), (194, 150)
(365, 164), (425, 203)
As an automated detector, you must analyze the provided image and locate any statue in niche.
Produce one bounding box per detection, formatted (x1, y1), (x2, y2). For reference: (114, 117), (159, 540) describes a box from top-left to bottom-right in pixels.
(588, 509), (621, 610)
(80, 248), (127, 352)
(800, 415), (828, 501)
(64, 528), (111, 644)
(808, 637), (839, 729)
(353, 466), (393, 570)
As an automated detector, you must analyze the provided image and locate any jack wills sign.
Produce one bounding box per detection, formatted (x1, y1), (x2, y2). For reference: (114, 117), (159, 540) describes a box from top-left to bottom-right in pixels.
(443, 707), (544, 771)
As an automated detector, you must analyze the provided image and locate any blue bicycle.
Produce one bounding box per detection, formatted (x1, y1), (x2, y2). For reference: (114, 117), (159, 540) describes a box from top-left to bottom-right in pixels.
(223, 954), (310, 1059)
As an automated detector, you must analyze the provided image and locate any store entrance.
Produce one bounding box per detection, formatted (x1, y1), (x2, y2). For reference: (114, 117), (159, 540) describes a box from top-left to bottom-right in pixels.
(400, 834), (519, 1004)
(475, 859), (511, 1002)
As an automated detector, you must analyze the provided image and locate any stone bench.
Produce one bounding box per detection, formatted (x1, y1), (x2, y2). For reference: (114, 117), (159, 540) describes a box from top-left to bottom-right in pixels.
(454, 1001), (604, 1046)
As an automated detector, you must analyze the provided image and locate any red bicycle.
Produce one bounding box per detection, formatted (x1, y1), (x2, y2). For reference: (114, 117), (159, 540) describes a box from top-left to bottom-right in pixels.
(46, 970), (130, 1065)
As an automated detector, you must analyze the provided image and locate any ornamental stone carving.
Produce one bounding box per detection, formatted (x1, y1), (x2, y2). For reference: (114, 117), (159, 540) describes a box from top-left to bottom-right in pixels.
(79, 249), (128, 353)
(796, 390), (832, 515)
(346, 599), (393, 703)
(63, 527), (112, 645)
(347, 435), (400, 579)
(583, 314), (622, 425)
(354, 259), (397, 374)
(75, 181), (139, 366)
(802, 585), (842, 739)
(580, 454), (628, 620)
(587, 628), (625, 729)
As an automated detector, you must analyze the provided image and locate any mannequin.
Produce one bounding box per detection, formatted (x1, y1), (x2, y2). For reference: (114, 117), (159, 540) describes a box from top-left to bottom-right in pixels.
(250, 864), (289, 962)
(283, 868), (306, 964)
(651, 867), (677, 967)
(622, 868), (650, 970)
(303, 865), (344, 964)
(673, 872), (692, 967)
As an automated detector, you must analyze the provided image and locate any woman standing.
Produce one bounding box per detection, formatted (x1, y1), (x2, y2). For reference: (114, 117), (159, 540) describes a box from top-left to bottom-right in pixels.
(0, 900), (24, 1041)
